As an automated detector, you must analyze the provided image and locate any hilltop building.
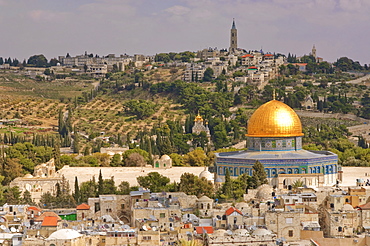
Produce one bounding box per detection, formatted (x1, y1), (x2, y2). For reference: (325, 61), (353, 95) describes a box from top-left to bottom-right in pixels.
(215, 98), (339, 188)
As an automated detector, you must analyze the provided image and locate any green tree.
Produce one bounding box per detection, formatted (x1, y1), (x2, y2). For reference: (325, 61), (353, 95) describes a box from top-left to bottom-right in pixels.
(27, 54), (48, 67)
(222, 169), (233, 198)
(73, 133), (80, 154)
(250, 161), (268, 188)
(178, 173), (214, 198)
(117, 181), (130, 195)
(74, 176), (80, 204)
(4, 186), (21, 204)
(124, 152), (146, 167)
(137, 172), (170, 192)
(203, 68), (214, 82)
(110, 154), (122, 167)
(98, 169), (104, 195)
(183, 148), (208, 166)
(22, 190), (34, 205)
(79, 179), (97, 203)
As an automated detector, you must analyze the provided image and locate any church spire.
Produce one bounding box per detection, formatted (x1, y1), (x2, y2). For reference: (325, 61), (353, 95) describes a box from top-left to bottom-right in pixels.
(230, 19), (238, 54)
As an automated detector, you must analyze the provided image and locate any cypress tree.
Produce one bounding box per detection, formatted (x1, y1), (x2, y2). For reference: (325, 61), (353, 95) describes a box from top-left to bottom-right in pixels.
(74, 176), (80, 204)
(98, 170), (103, 195)
(251, 161), (268, 188)
(223, 169), (233, 199)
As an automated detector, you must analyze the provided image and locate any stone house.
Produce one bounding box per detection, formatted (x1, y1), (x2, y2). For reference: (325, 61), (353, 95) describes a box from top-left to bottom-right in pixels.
(153, 155), (172, 169)
(87, 194), (131, 224)
(0, 204), (28, 233)
(265, 211), (301, 241)
(76, 203), (91, 221)
(321, 204), (361, 237)
(357, 201), (370, 232)
(196, 196), (213, 217)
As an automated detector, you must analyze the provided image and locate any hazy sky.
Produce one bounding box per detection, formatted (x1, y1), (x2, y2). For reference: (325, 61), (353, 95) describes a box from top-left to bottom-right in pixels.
(0, 0), (369, 64)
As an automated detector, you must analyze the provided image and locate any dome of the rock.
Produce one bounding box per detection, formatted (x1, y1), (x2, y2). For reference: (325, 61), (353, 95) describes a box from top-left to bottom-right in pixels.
(247, 100), (303, 137)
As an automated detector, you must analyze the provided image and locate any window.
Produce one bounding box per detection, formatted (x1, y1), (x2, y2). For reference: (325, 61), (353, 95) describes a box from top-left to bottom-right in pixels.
(286, 218), (293, 224)
(270, 220), (275, 224)
(121, 204), (125, 209)
(143, 236), (152, 240)
(95, 203), (100, 213)
(288, 230), (293, 237)
(334, 217), (339, 222)
(160, 213), (165, 218)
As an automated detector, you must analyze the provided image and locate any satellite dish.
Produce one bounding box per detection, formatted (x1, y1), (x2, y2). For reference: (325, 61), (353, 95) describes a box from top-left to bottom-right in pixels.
(104, 224), (109, 229)
(0, 217), (5, 223)
(10, 227), (16, 233)
(24, 222), (30, 228)
(63, 223), (69, 227)
(16, 229), (20, 232)
(0, 225), (6, 230)
(142, 225), (148, 231)
(152, 227), (157, 231)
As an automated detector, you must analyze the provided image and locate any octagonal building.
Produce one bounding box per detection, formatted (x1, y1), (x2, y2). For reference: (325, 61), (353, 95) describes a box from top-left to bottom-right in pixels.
(215, 99), (339, 188)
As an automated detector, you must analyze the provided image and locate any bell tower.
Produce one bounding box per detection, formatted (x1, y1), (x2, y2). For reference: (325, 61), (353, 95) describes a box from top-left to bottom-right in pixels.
(230, 19), (238, 54)
(312, 45), (317, 61)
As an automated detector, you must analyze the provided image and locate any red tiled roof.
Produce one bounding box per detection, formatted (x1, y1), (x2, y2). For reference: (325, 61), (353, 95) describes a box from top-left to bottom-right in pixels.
(264, 54), (274, 56)
(248, 66), (258, 69)
(358, 202), (370, 210)
(241, 54), (253, 58)
(291, 63), (307, 66)
(195, 226), (214, 234)
(225, 207), (242, 216)
(27, 206), (42, 212)
(76, 203), (90, 210)
(41, 216), (58, 227)
(34, 212), (62, 222)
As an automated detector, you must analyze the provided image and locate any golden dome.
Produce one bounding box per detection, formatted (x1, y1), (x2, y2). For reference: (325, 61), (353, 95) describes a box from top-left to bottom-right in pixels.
(194, 114), (204, 122)
(247, 100), (304, 137)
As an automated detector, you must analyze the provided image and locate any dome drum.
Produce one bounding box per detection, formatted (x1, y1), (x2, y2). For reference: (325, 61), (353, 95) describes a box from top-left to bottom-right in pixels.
(247, 136), (302, 151)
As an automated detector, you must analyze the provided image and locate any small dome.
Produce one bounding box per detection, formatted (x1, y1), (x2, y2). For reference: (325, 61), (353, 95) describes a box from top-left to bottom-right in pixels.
(199, 167), (213, 181)
(247, 100), (303, 137)
(160, 155), (171, 160)
(213, 229), (227, 236)
(234, 229), (249, 236)
(256, 184), (273, 200)
(194, 114), (204, 122)
(197, 196), (213, 202)
(48, 229), (82, 240)
(215, 177), (223, 183)
(235, 202), (249, 210)
(252, 228), (272, 236)
(342, 204), (354, 211)
(24, 174), (33, 178)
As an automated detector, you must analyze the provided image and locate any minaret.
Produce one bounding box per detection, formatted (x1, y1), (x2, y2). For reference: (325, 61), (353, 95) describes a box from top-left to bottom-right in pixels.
(230, 19), (238, 54)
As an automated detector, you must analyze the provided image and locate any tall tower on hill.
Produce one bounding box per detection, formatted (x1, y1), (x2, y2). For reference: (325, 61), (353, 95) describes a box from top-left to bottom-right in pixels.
(230, 19), (238, 54)
(312, 45), (317, 60)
